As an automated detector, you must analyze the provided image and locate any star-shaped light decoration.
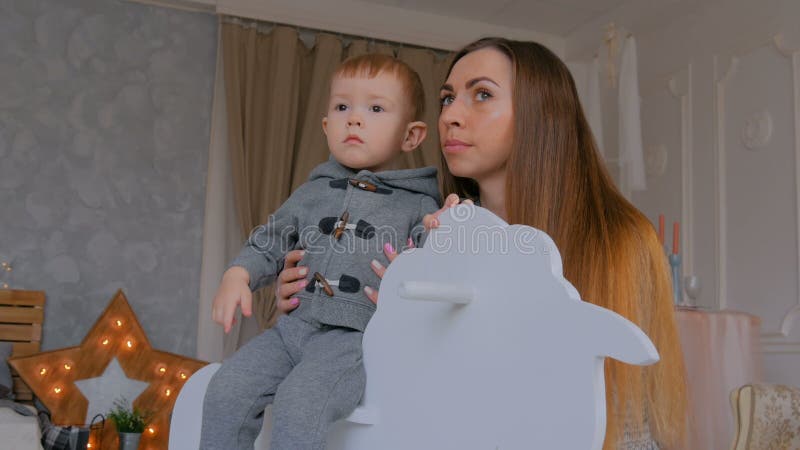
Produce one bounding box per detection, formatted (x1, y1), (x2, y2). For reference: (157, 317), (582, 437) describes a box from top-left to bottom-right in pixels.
(10, 290), (207, 449)
(75, 357), (148, 425)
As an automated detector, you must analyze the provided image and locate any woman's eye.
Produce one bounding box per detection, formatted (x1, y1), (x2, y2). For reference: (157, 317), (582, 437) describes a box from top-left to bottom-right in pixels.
(440, 94), (454, 106)
(370, 105), (384, 113)
(335, 104), (348, 111)
(475, 89), (492, 101)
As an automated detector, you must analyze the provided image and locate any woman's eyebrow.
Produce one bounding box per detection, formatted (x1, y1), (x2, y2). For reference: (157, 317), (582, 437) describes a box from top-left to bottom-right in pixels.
(440, 76), (500, 92)
(466, 76), (500, 88)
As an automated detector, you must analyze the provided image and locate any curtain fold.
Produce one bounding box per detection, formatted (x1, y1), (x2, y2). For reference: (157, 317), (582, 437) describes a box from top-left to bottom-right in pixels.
(197, 21), (231, 362)
(223, 24), (304, 331)
(206, 19), (452, 352)
(291, 34), (344, 191)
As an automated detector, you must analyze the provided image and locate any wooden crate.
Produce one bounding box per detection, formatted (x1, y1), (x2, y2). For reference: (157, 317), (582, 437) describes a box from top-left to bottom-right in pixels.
(0, 289), (45, 402)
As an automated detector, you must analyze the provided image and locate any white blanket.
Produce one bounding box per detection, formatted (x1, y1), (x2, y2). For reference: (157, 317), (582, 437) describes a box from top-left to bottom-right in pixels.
(0, 402), (43, 450)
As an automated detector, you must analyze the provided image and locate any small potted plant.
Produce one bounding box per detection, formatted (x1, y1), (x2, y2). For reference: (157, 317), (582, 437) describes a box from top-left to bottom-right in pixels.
(106, 398), (152, 450)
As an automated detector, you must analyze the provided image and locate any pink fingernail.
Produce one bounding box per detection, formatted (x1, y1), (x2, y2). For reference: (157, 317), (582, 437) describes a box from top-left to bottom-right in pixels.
(290, 298), (299, 305)
(364, 286), (374, 296)
(299, 280), (308, 288)
(384, 243), (394, 254)
(407, 237), (413, 247)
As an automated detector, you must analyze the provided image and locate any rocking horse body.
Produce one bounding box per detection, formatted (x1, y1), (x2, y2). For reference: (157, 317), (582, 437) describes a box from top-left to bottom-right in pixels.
(170, 205), (658, 450)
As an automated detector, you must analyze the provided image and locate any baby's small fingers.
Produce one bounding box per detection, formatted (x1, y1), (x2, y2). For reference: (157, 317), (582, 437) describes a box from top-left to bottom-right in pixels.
(212, 299), (226, 325)
(240, 290), (253, 317)
(462, 198), (474, 205)
(222, 309), (234, 334)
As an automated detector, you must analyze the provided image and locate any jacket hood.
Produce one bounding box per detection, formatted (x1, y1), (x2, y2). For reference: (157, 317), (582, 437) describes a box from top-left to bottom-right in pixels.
(308, 155), (441, 204)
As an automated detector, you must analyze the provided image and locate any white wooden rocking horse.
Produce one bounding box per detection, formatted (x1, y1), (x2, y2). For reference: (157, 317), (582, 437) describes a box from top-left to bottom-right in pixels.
(170, 204), (659, 449)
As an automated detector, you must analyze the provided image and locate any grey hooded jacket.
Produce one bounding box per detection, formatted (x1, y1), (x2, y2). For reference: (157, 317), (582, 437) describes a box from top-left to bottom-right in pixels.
(230, 156), (441, 331)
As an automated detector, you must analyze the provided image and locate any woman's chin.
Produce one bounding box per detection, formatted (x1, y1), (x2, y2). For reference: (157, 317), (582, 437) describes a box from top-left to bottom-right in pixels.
(445, 161), (478, 179)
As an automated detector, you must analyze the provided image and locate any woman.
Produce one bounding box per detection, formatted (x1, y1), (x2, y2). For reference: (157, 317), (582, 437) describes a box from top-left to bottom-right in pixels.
(273, 38), (687, 449)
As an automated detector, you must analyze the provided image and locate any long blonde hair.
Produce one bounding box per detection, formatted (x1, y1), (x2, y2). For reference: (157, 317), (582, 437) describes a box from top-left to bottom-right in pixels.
(442, 38), (687, 449)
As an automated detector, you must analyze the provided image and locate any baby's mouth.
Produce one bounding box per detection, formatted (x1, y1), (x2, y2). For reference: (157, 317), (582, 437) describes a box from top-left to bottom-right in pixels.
(344, 135), (364, 144)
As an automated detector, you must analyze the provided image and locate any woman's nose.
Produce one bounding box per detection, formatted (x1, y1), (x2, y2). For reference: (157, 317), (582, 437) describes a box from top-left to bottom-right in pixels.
(439, 100), (463, 128)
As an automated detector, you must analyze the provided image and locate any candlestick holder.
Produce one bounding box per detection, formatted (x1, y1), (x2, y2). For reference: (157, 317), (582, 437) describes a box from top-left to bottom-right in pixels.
(668, 253), (682, 305)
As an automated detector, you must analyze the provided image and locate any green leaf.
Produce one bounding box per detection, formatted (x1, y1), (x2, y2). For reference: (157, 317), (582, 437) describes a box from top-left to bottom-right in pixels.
(105, 397), (153, 433)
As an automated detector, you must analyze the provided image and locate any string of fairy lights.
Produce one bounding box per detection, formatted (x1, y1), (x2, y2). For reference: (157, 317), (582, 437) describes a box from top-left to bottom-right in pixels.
(38, 317), (190, 399)
(1, 260), (11, 289)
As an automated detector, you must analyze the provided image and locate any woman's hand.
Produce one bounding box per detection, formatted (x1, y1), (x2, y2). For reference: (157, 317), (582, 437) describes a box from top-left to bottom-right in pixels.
(274, 249), (307, 314)
(212, 266), (252, 334)
(363, 241), (407, 304)
(422, 193), (473, 230)
(363, 193), (472, 304)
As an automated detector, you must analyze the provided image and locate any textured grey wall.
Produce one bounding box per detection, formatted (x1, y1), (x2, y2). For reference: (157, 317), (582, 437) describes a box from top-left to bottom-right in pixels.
(0, 0), (217, 356)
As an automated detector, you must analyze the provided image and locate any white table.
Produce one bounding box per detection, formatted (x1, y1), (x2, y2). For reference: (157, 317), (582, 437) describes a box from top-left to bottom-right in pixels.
(675, 308), (763, 450)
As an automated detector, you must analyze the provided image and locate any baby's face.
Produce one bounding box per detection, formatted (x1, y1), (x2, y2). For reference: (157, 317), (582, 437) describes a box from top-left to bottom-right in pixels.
(323, 72), (412, 172)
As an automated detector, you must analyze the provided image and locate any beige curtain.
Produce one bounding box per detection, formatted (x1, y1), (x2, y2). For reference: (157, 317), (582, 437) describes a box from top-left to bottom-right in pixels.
(197, 21), (241, 361)
(221, 19), (453, 347)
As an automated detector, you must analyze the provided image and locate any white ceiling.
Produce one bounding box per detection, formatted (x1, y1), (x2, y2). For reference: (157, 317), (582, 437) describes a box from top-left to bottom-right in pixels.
(158, 0), (706, 56)
(360, 0), (632, 36)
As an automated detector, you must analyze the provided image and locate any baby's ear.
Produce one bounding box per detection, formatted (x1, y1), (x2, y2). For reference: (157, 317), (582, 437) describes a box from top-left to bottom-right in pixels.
(401, 121), (427, 152)
(322, 117), (329, 135)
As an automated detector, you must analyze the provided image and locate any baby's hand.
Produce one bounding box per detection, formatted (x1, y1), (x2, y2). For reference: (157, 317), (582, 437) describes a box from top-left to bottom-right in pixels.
(212, 266), (252, 334)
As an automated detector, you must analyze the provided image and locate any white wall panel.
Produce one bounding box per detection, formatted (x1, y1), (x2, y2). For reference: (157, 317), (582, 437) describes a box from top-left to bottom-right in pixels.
(718, 42), (799, 344)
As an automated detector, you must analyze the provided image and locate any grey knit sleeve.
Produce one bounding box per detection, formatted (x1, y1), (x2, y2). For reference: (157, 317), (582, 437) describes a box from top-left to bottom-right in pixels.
(228, 195), (300, 292)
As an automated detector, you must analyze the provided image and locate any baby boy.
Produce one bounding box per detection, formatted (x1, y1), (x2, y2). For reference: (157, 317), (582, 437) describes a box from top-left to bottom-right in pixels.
(200, 54), (441, 450)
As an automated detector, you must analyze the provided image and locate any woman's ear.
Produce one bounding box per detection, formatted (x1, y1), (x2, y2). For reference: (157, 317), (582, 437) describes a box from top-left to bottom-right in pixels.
(401, 121), (428, 152)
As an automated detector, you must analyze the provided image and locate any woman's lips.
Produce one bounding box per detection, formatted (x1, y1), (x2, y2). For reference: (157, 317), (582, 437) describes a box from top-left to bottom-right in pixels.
(443, 139), (472, 153)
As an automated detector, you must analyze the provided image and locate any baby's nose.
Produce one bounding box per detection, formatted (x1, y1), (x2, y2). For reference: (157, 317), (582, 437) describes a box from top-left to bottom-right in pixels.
(347, 115), (363, 127)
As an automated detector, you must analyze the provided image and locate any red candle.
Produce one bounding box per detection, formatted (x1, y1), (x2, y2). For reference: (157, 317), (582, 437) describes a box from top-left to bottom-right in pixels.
(658, 214), (665, 245)
(672, 222), (680, 255)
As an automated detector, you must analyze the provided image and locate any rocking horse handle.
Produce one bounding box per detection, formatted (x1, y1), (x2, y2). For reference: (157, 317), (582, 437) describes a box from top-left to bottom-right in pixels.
(345, 406), (380, 425)
(398, 281), (475, 305)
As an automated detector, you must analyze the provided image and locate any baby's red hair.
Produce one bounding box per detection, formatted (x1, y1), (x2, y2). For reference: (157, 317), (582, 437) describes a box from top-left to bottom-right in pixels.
(333, 54), (425, 122)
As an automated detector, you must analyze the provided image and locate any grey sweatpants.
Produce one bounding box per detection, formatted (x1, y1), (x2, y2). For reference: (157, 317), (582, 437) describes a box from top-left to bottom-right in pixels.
(199, 314), (366, 450)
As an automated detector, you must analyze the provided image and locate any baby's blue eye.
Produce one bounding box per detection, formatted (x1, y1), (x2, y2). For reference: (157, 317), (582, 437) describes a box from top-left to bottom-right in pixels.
(335, 104), (348, 111)
(371, 105), (384, 113)
(440, 94), (454, 106)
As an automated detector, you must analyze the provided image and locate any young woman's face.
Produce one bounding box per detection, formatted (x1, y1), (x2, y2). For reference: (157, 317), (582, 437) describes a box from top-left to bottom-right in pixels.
(438, 47), (514, 184)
